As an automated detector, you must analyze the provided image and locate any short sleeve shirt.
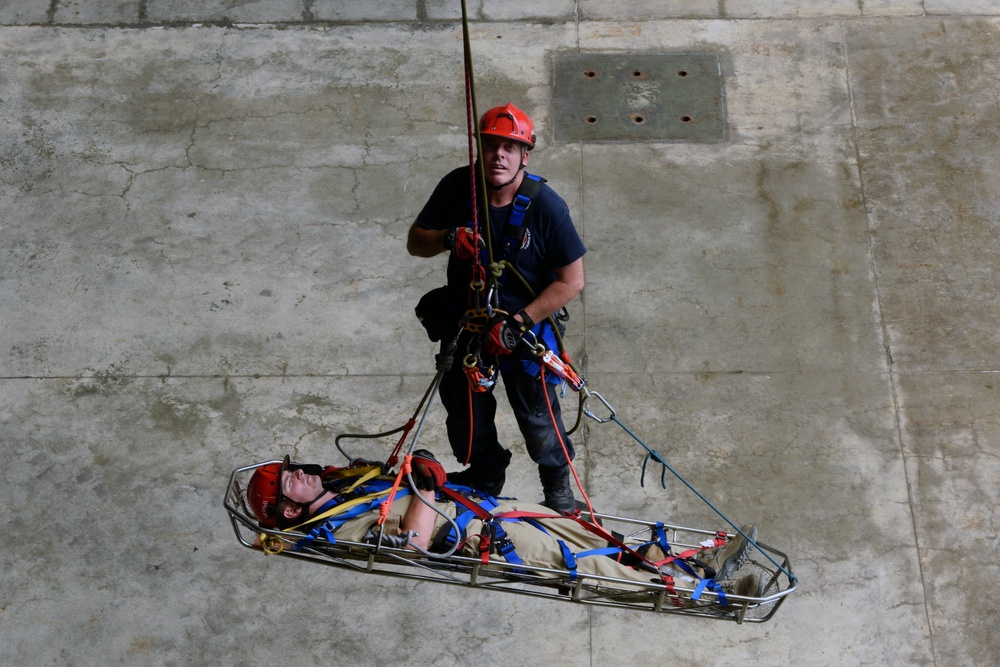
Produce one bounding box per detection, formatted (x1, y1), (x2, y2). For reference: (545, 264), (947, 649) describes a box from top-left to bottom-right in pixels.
(417, 166), (586, 314)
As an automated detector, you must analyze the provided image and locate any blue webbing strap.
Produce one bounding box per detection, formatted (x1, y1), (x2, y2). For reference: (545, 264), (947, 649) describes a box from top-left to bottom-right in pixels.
(558, 540), (578, 580)
(693, 579), (728, 606)
(651, 521), (702, 580)
(576, 546), (627, 560)
(290, 480), (408, 551)
(437, 484), (501, 549)
(488, 520), (524, 567)
(654, 522), (671, 551)
(501, 173), (545, 253)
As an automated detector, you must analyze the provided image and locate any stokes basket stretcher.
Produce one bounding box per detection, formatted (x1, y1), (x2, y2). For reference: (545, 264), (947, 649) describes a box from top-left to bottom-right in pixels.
(224, 461), (796, 623)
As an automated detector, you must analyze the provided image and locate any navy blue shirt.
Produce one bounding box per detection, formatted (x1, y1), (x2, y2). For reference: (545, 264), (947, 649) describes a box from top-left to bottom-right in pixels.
(417, 166), (586, 315)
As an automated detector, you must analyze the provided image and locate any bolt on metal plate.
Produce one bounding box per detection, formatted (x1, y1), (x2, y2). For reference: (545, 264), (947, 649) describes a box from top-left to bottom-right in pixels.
(552, 53), (726, 143)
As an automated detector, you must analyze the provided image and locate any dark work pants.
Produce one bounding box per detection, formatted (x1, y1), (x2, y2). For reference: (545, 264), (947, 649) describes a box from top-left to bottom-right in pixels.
(438, 345), (575, 474)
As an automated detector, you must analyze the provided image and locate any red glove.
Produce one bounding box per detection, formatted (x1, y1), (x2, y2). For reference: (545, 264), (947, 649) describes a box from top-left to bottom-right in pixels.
(447, 227), (482, 261)
(483, 313), (524, 355)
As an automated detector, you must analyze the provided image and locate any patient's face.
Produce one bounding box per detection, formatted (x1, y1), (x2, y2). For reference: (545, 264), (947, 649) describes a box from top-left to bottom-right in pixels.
(282, 466), (324, 503)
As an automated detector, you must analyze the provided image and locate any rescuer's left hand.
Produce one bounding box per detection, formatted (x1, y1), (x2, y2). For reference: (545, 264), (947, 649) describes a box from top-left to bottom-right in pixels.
(483, 313), (525, 355)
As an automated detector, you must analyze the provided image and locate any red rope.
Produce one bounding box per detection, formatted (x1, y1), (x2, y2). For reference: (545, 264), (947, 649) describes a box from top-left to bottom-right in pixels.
(378, 453), (412, 526)
(539, 367), (597, 521)
(461, 13), (483, 290)
(385, 418), (417, 469)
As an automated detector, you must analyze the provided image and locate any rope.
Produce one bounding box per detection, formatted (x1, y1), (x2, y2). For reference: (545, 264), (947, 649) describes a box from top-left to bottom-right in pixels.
(460, 0), (495, 311)
(580, 390), (798, 584)
(378, 453), (412, 526)
(539, 366), (598, 521)
(334, 372), (440, 466)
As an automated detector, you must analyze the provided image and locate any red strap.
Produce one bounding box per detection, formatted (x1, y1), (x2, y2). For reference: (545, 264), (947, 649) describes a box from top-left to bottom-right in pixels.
(478, 525), (492, 564)
(441, 487), (499, 565)
(650, 547), (701, 569)
(660, 574), (684, 607)
(493, 509), (656, 571)
(441, 486), (494, 521)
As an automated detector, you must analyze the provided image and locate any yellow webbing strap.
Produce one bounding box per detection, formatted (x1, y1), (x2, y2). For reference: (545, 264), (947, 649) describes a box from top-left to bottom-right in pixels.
(323, 464), (382, 483)
(284, 487), (394, 533)
(341, 466), (382, 493)
(257, 465), (394, 552)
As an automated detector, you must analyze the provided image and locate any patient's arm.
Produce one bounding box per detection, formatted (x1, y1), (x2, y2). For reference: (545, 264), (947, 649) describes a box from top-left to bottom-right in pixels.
(399, 488), (438, 550)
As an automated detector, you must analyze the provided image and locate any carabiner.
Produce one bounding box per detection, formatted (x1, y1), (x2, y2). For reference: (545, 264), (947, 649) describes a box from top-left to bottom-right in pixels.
(581, 390), (616, 424)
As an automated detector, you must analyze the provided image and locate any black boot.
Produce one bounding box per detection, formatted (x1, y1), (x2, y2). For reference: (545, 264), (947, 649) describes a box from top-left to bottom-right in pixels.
(539, 465), (576, 514)
(447, 448), (511, 497)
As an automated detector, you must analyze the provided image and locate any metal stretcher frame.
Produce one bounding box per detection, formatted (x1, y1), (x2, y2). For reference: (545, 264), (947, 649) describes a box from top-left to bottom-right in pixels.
(224, 462), (796, 623)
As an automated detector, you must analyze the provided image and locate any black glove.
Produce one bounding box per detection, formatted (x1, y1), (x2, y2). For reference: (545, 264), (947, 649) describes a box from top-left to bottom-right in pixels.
(483, 312), (526, 355)
(411, 450), (447, 491)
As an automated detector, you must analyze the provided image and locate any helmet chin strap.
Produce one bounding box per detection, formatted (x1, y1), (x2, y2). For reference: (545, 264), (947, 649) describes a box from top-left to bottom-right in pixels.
(482, 148), (528, 191)
(292, 487), (331, 519)
(485, 164), (524, 191)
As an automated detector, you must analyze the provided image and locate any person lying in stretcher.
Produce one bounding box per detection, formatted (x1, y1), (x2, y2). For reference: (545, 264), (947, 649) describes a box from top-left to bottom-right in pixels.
(246, 451), (764, 605)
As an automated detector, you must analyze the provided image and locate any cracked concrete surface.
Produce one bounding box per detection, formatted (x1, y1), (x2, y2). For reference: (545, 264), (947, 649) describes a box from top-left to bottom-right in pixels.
(3, 2), (1000, 666)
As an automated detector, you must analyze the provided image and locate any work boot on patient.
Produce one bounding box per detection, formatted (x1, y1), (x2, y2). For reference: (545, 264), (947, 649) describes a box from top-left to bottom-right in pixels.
(732, 572), (765, 599)
(699, 524), (758, 581)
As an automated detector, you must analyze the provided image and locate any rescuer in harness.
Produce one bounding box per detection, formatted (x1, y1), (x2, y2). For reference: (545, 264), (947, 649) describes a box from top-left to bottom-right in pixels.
(406, 103), (586, 514)
(245, 452), (765, 605)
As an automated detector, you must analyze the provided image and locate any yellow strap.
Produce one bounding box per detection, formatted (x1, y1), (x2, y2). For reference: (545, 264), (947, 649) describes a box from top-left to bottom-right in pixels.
(324, 464), (382, 481)
(342, 466), (382, 493)
(285, 488), (393, 533)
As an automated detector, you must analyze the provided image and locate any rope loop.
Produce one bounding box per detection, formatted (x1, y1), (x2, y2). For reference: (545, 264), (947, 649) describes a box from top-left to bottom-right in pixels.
(489, 260), (506, 278)
(260, 533), (284, 555)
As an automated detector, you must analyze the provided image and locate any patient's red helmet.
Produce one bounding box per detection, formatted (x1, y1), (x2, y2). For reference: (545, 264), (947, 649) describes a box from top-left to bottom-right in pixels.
(246, 457), (289, 528)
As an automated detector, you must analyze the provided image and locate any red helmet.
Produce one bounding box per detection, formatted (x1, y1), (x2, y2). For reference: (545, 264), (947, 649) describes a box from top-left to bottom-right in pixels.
(480, 103), (535, 150)
(246, 456), (289, 529)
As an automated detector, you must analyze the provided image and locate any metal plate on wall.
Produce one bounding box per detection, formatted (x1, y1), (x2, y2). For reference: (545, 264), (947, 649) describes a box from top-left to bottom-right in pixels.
(553, 53), (726, 143)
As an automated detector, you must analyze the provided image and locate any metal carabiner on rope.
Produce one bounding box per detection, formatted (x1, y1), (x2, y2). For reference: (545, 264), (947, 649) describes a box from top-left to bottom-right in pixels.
(581, 390), (616, 424)
(523, 330), (546, 357)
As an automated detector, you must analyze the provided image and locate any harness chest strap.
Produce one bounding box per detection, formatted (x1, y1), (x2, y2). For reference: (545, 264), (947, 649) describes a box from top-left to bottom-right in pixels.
(439, 486), (523, 566)
(500, 173), (546, 253)
(290, 491), (401, 551)
(286, 477), (403, 540)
